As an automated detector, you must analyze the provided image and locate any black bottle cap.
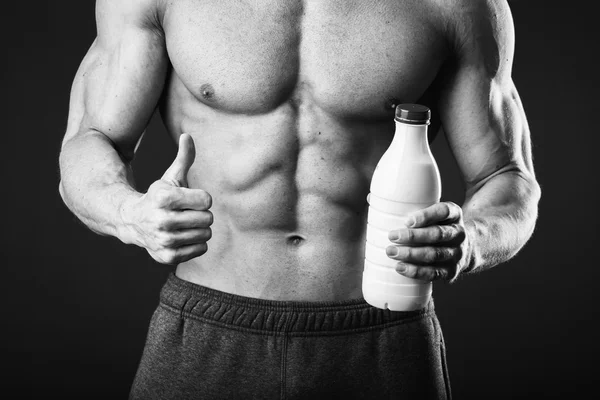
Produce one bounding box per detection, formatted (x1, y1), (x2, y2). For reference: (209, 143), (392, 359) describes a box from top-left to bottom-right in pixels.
(395, 104), (431, 125)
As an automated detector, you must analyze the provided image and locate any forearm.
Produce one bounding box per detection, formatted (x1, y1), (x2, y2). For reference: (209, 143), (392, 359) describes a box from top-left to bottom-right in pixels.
(461, 168), (541, 275)
(59, 130), (142, 244)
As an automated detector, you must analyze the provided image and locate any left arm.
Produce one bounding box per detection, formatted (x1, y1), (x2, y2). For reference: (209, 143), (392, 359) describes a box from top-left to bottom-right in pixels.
(387, 0), (541, 281)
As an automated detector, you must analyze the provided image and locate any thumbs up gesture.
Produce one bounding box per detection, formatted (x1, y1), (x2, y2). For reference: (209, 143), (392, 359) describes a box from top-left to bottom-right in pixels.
(121, 134), (213, 265)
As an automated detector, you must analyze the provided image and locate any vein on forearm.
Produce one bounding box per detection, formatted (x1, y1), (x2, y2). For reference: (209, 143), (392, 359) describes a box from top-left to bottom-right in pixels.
(461, 166), (541, 274)
(59, 130), (138, 238)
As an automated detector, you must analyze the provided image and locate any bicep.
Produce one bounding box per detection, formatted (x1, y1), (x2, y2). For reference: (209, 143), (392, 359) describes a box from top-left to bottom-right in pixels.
(438, 0), (536, 193)
(63, 0), (168, 160)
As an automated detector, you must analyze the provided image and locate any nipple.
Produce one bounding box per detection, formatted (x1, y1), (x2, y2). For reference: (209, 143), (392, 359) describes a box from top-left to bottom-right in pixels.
(385, 97), (399, 111)
(200, 83), (215, 101)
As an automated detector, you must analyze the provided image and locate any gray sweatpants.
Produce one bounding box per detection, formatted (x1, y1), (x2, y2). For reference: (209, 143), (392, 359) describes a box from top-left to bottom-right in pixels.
(129, 273), (451, 399)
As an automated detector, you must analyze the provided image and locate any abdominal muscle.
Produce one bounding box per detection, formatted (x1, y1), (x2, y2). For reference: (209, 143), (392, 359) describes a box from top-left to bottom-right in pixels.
(172, 97), (394, 301)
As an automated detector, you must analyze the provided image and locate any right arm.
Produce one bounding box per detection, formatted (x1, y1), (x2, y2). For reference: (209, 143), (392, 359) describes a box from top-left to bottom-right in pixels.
(59, 0), (212, 264)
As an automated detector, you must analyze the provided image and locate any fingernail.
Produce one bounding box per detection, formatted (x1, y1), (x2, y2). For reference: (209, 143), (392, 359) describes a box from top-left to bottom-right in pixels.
(406, 216), (416, 227)
(396, 264), (406, 273)
(386, 246), (399, 257)
(389, 231), (399, 241)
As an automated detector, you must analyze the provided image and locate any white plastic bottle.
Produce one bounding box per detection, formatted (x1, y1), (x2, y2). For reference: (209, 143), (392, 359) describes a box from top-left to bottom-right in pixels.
(363, 104), (441, 311)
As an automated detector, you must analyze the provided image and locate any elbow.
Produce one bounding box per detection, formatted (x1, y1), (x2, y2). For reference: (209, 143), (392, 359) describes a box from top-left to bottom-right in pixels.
(532, 182), (542, 223)
(533, 179), (542, 205)
(58, 179), (67, 204)
(530, 178), (542, 227)
(519, 175), (542, 242)
(523, 173), (542, 216)
(511, 165), (542, 208)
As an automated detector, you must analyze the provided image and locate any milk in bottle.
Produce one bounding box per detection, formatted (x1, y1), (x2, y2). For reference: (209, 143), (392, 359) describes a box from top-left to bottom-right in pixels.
(363, 104), (441, 311)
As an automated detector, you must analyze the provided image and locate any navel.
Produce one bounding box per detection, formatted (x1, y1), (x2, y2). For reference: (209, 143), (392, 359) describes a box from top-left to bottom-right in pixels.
(287, 235), (305, 246)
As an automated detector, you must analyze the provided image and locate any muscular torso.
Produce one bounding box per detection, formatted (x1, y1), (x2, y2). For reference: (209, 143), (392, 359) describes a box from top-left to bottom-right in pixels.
(158, 0), (449, 300)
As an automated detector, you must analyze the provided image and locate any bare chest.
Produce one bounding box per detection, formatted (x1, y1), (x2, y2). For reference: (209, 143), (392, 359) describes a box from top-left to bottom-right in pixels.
(162, 0), (448, 118)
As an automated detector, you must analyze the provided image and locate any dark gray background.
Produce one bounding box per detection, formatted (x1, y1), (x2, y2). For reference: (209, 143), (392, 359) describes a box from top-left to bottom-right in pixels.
(2, 1), (597, 398)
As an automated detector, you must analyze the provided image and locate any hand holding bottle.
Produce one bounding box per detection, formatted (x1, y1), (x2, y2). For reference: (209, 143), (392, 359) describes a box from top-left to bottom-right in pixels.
(386, 201), (470, 282)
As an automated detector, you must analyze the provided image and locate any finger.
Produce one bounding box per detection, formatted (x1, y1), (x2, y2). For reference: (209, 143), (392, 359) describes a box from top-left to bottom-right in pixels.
(158, 228), (212, 248)
(386, 245), (461, 265)
(160, 210), (214, 230)
(157, 243), (208, 265)
(389, 224), (465, 245)
(396, 263), (450, 282)
(170, 187), (212, 211)
(161, 134), (196, 187)
(407, 202), (462, 228)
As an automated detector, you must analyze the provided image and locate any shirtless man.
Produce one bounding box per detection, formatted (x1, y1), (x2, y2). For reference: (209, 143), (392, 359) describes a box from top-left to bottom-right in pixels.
(59, 0), (541, 398)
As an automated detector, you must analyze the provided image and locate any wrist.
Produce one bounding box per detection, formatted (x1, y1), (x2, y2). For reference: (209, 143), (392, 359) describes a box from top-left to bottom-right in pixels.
(117, 191), (143, 246)
(462, 219), (483, 275)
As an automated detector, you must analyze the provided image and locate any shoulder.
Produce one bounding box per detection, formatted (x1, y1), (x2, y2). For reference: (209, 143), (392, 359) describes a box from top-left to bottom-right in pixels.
(95, 0), (165, 30)
(439, 0), (515, 77)
(450, 0), (514, 48)
(94, 0), (168, 48)
(440, 0), (512, 25)
(95, 0), (162, 14)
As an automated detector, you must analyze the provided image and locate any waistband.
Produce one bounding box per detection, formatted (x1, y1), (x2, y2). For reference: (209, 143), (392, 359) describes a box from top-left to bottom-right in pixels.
(159, 273), (434, 334)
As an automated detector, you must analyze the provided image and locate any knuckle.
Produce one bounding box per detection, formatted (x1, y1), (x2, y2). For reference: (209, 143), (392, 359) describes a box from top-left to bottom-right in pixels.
(403, 247), (414, 261)
(198, 243), (209, 255)
(435, 225), (446, 241)
(154, 212), (172, 231)
(442, 247), (454, 261)
(204, 211), (214, 226)
(448, 201), (463, 218)
(159, 232), (175, 247)
(455, 224), (466, 241)
(431, 247), (449, 262)
(189, 243), (208, 259)
(446, 226), (456, 242)
(153, 187), (174, 207)
(430, 268), (445, 281)
(455, 203), (464, 217)
(201, 190), (213, 209)
(446, 201), (458, 209)
(428, 247), (446, 262)
(426, 248), (439, 263)
(420, 248), (432, 263)
(411, 267), (425, 280)
(454, 246), (463, 261)
(424, 268), (436, 281)
(400, 264), (418, 279)
(412, 213), (423, 226)
(443, 202), (453, 218)
(159, 249), (178, 265)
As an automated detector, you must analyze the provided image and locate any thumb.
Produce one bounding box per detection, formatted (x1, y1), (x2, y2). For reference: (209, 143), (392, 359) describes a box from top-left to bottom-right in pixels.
(161, 133), (196, 187)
